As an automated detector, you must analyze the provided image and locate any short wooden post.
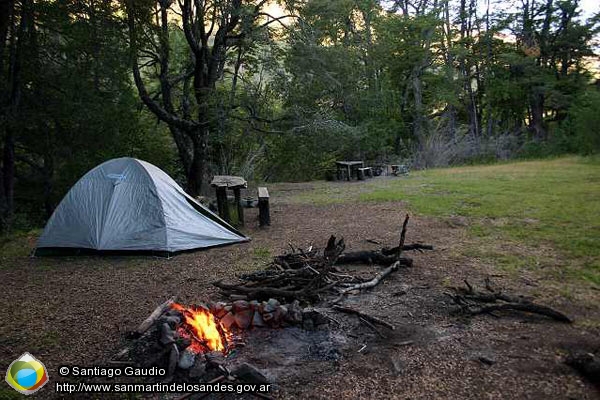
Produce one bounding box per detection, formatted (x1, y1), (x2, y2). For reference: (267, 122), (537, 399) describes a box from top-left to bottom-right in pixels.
(234, 187), (244, 227)
(216, 186), (230, 222)
(357, 168), (365, 180)
(346, 164), (351, 181)
(258, 187), (270, 227)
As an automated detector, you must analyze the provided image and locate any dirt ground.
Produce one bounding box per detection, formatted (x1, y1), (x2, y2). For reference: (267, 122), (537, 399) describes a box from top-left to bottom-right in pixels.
(1, 180), (599, 399)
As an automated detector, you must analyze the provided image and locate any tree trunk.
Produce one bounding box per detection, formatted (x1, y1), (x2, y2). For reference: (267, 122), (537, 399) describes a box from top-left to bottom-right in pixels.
(0, 0), (13, 73)
(412, 73), (425, 147)
(530, 91), (546, 139)
(186, 128), (208, 197)
(2, 0), (31, 230)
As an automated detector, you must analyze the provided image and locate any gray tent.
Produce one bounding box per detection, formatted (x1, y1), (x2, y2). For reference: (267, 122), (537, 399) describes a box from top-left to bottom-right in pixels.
(35, 157), (248, 254)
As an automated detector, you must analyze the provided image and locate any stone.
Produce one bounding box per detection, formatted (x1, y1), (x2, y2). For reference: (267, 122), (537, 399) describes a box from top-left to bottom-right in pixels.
(252, 311), (265, 327)
(189, 359), (206, 378)
(167, 344), (179, 377)
(302, 318), (315, 331)
(302, 307), (329, 326)
(285, 300), (303, 324)
(278, 305), (288, 317)
(249, 300), (260, 310)
(234, 309), (254, 329)
(205, 351), (225, 370)
(232, 300), (250, 312)
(233, 363), (270, 384)
(262, 312), (273, 322)
(264, 298), (280, 313)
(210, 302), (228, 318)
(160, 323), (176, 346)
(178, 347), (196, 370)
(159, 315), (181, 329)
(175, 337), (192, 351)
(220, 312), (236, 330)
(165, 309), (182, 317)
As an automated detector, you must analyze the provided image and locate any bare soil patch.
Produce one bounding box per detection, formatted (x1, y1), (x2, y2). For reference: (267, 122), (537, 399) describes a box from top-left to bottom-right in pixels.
(1, 182), (598, 399)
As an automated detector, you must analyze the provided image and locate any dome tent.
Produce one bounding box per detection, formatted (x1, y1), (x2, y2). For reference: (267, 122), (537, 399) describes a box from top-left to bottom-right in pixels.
(35, 158), (248, 255)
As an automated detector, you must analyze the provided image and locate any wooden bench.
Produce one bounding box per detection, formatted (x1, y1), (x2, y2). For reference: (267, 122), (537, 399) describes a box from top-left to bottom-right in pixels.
(258, 187), (270, 227)
(357, 167), (373, 180)
(336, 161), (364, 181)
(210, 175), (247, 226)
(391, 164), (409, 176)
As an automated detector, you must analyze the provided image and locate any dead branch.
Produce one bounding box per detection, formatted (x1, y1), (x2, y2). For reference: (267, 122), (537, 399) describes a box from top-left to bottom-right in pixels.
(359, 317), (387, 338)
(323, 235), (345, 264)
(332, 305), (395, 330)
(213, 280), (316, 301)
(450, 280), (572, 323)
(471, 303), (572, 323)
(342, 261), (400, 293)
(396, 214), (410, 260)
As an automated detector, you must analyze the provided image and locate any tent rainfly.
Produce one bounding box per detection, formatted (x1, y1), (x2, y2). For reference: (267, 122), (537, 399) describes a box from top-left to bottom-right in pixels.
(35, 157), (248, 255)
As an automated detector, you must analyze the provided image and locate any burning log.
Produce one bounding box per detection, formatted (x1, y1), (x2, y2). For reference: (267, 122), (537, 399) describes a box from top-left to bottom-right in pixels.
(449, 279), (572, 323)
(135, 296), (176, 336)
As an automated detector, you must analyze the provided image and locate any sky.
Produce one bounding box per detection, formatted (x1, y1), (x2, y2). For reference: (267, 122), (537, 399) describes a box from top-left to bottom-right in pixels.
(577, 0), (598, 20)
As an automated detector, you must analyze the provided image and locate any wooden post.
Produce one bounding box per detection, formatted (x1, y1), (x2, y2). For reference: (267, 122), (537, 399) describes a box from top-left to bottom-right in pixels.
(234, 187), (244, 227)
(347, 164), (351, 181)
(357, 168), (365, 180)
(216, 186), (230, 222)
(258, 187), (270, 227)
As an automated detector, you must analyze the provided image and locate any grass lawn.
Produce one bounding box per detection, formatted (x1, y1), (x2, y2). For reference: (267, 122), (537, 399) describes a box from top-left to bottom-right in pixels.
(294, 156), (600, 287)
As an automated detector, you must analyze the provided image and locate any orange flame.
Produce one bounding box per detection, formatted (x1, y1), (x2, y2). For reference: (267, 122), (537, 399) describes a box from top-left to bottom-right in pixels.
(171, 303), (229, 353)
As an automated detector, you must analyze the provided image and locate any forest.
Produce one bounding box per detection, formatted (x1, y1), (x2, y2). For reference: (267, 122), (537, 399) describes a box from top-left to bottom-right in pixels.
(0, 0), (599, 231)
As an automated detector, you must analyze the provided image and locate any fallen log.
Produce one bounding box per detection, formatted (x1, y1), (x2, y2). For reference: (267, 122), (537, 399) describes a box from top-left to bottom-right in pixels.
(332, 305), (395, 330)
(135, 296), (176, 336)
(382, 243), (433, 254)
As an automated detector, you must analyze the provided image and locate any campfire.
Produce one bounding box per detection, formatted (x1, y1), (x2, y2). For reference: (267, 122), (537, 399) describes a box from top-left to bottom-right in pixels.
(114, 215), (426, 385)
(170, 303), (231, 354)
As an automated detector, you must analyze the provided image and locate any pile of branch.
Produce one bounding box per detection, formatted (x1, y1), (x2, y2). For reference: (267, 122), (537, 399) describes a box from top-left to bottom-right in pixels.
(448, 278), (572, 323)
(214, 215), (432, 303)
(215, 235), (348, 302)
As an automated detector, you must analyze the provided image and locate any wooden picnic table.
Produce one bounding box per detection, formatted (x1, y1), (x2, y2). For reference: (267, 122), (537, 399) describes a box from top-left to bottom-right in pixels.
(210, 175), (247, 225)
(336, 161), (364, 181)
